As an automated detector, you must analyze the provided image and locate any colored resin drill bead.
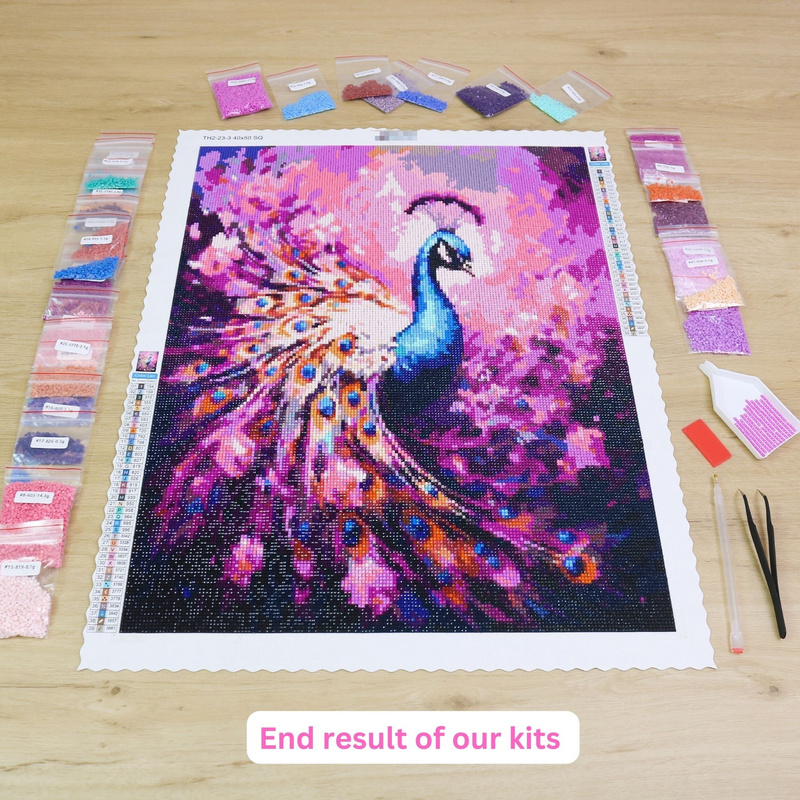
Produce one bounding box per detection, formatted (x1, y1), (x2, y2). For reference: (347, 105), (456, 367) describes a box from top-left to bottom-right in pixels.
(363, 94), (405, 113)
(397, 90), (447, 112)
(684, 307), (750, 355)
(0, 576), (51, 639)
(211, 72), (272, 118)
(456, 81), (527, 117)
(54, 256), (119, 281)
(84, 175), (139, 191)
(652, 201), (709, 230)
(342, 79), (392, 100)
(281, 90), (336, 120)
(530, 94), (577, 123)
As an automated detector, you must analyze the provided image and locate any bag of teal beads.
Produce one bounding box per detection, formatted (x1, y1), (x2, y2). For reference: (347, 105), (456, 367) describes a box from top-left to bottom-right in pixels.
(530, 71), (612, 124)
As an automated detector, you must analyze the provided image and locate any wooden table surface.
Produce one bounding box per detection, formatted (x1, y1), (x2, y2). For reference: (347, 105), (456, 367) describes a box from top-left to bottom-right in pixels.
(1, 0), (798, 796)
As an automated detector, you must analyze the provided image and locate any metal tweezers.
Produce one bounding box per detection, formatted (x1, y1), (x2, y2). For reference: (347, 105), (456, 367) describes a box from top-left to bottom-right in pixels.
(740, 491), (787, 639)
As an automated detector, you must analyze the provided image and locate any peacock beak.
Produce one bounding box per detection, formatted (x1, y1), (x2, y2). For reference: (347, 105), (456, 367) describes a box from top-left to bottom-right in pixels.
(461, 260), (475, 276)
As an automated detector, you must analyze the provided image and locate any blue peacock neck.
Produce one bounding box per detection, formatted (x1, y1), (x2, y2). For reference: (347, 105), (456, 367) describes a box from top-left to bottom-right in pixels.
(386, 232), (466, 410)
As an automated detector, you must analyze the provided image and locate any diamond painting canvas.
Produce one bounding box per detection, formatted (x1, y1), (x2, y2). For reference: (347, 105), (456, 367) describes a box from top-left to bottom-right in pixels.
(80, 130), (713, 671)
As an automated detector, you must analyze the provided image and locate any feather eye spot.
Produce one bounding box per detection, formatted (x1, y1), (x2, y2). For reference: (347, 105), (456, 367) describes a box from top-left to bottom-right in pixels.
(266, 365), (278, 377)
(423, 482), (438, 497)
(339, 338), (353, 353)
(318, 396), (335, 418)
(287, 269), (302, 281)
(336, 278), (348, 289)
(498, 506), (518, 520)
(186, 498), (204, 514)
(248, 344), (260, 353)
(296, 520), (311, 543)
(256, 297), (270, 308)
(562, 555), (585, 576)
(407, 515), (430, 541)
(195, 362), (209, 374)
(261, 420), (273, 434)
(300, 364), (316, 381)
(211, 390), (226, 403)
(300, 293), (313, 304)
(557, 530), (575, 544)
(362, 421), (377, 437)
(342, 518), (362, 546)
(347, 390), (360, 407)
(294, 320), (309, 333)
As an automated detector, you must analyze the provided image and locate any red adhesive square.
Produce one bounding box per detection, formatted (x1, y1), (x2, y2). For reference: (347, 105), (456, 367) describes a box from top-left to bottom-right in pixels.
(682, 419), (731, 467)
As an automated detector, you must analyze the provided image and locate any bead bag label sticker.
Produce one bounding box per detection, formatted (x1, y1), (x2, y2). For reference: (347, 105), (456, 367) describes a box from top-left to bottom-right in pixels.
(683, 246), (716, 256)
(55, 339), (92, 357)
(227, 77), (257, 87)
(109, 151), (139, 158)
(562, 83), (586, 104)
(686, 256), (720, 268)
(353, 67), (381, 78)
(102, 157), (134, 166)
(428, 71), (455, 86)
(644, 140), (674, 149)
(80, 234), (114, 246)
(42, 402), (81, 418)
(486, 83), (511, 97)
(655, 162), (685, 174)
(14, 491), (55, 504)
(386, 75), (409, 92)
(91, 188), (124, 195)
(84, 217), (117, 228)
(30, 436), (70, 450)
(1, 560), (41, 577)
(288, 78), (317, 92)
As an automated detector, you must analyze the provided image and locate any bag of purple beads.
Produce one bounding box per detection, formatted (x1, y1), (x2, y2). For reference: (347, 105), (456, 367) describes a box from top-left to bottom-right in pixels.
(455, 65), (533, 118)
(43, 286), (119, 321)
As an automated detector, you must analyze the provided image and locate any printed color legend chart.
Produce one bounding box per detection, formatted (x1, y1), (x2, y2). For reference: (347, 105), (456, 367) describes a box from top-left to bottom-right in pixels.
(589, 162), (646, 337)
(86, 372), (158, 633)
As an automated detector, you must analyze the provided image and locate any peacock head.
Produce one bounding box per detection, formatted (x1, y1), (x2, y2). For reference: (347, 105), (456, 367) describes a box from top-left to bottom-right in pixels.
(425, 230), (474, 276)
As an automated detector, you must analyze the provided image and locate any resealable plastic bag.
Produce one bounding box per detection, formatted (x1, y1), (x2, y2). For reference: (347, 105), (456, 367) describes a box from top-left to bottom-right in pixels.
(455, 65), (534, 117)
(73, 193), (140, 219)
(645, 173), (704, 203)
(632, 142), (695, 180)
(0, 557), (59, 639)
(43, 286), (119, 321)
(53, 213), (131, 283)
(33, 319), (113, 374)
(335, 55), (393, 100)
(1, 467), (82, 528)
(382, 61), (449, 112)
(23, 373), (103, 414)
(266, 65), (337, 121)
(661, 236), (744, 312)
(0, 520), (66, 568)
(13, 412), (95, 468)
(90, 132), (155, 165)
(626, 127), (684, 144)
(534, 71), (612, 116)
(651, 201), (710, 233)
(681, 307), (751, 356)
(207, 62), (273, 119)
(414, 58), (470, 96)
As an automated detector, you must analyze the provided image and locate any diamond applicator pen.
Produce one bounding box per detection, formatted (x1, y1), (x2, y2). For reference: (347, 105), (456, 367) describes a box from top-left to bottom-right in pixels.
(713, 474), (744, 654)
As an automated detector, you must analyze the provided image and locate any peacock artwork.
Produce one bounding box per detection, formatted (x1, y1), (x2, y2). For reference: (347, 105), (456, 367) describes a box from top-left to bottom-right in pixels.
(119, 142), (675, 637)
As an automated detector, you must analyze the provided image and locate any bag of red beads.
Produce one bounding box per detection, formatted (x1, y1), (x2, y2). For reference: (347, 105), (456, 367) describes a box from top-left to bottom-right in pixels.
(335, 55), (393, 101)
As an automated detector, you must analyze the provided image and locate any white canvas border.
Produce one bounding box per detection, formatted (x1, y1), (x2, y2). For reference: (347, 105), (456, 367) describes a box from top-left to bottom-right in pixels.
(79, 129), (713, 671)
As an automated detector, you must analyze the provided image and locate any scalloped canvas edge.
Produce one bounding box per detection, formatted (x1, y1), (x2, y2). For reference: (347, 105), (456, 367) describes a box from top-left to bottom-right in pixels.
(79, 129), (714, 672)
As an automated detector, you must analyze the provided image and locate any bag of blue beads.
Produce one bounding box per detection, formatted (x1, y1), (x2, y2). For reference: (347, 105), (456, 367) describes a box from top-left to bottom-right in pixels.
(266, 64), (337, 121)
(530, 71), (612, 123)
(53, 213), (131, 284)
(382, 61), (450, 113)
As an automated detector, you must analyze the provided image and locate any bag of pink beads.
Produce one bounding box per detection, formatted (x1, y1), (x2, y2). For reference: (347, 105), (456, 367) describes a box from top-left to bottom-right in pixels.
(0, 558), (58, 639)
(0, 520), (66, 568)
(0, 467), (81, 529)
(207, 62), (273, 119)
(33, 319), (113, 374)
(43, 286), (119, 321)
